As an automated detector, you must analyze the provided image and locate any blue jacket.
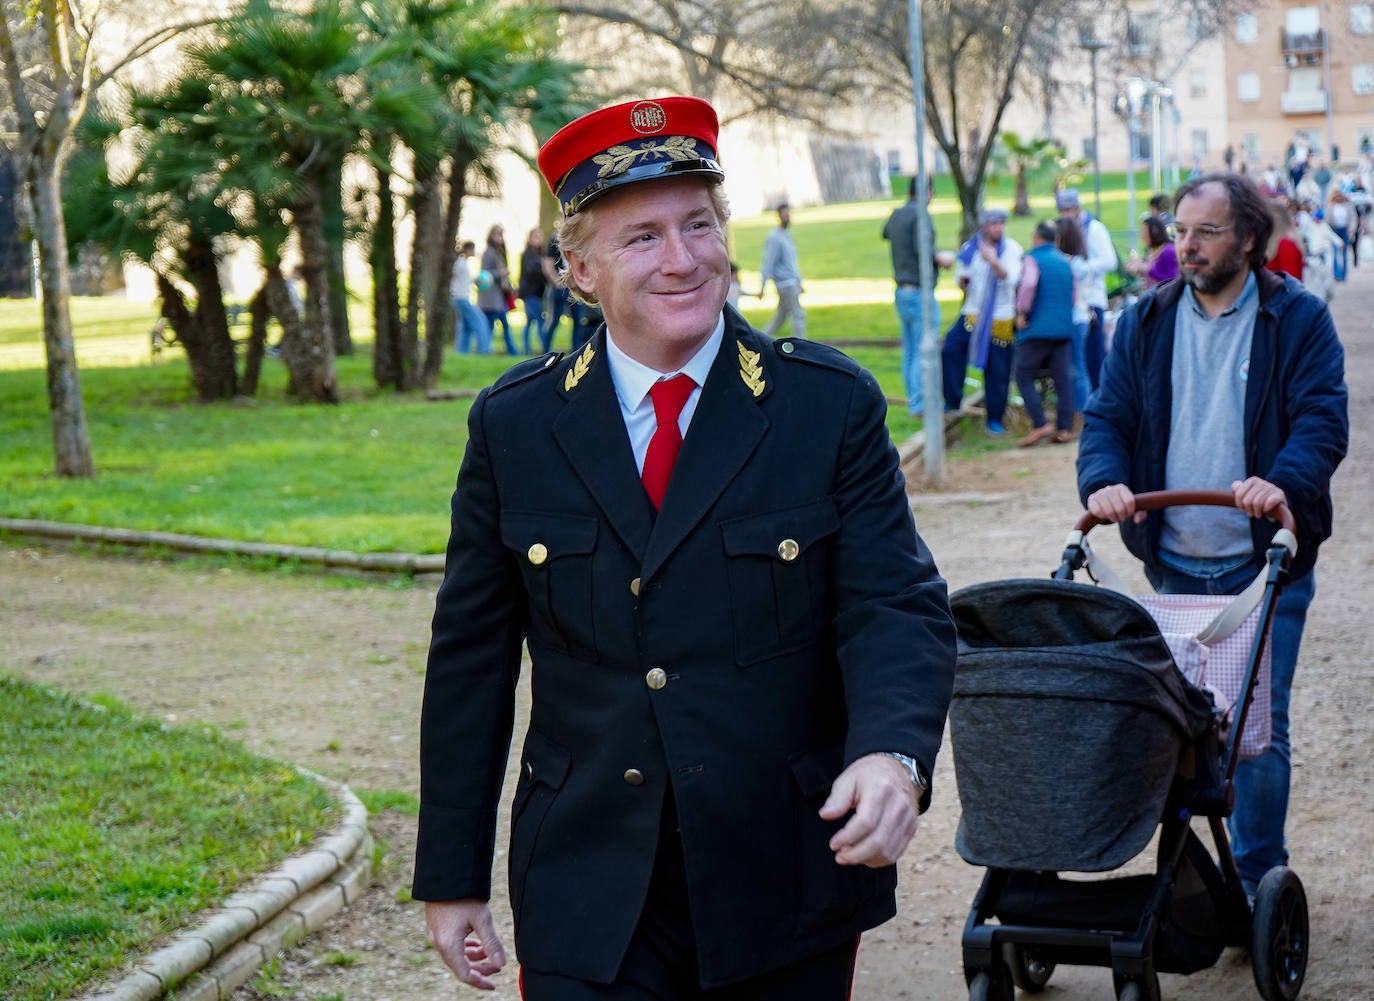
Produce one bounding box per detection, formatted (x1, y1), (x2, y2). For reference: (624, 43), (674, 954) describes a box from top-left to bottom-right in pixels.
(1017, 243), (1074, 342)
(1077, 270), (1347, 581)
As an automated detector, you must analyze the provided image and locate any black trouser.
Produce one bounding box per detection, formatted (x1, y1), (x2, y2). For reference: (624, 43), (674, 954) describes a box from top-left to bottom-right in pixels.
(1014, 337), (1074, 431)
(520, 802), (860, 1001)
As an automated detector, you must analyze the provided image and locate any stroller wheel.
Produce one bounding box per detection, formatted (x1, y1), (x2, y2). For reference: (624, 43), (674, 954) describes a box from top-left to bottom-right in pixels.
(1251, 866), (1309, 1001)
(1113, 971), (1161, 1001)
(967, 970), (1013, 1001)
(1003, 943), (1055, 992)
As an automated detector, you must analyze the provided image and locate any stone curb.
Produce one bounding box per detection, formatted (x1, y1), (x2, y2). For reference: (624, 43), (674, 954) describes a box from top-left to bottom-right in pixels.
(0, 518), (445, 575)
(79, 776), (373, 1001)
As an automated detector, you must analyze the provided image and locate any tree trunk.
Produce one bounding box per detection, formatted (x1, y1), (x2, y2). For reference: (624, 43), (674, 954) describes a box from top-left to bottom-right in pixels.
(289, 175), (340, 403)
(29, 156), (95, 477)
(179, 237), (239, 401)
(371, 162), (403, 390)
(322, 158), (352, 356)
(262, 265), (313, 396)
(402, 165), (440, 391)
(240, 286), (270, 397)
(420, 150), (473, 388)
(1013, 168), (1031, 216)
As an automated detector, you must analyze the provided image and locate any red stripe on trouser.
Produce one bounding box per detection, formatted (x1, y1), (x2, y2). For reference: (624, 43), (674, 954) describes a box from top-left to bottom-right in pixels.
(847, 934), (861, 1001)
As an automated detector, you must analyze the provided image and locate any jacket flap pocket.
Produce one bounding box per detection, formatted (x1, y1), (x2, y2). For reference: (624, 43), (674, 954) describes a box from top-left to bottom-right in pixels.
(719, 499), (840, 559)
(790, 744), (845, 798)
(500, 511), (598, 560)
(521, 728), (572, 789)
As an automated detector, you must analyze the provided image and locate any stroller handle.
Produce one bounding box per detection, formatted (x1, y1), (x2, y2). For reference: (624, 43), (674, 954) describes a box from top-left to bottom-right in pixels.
(1072, 488), (1296, 535)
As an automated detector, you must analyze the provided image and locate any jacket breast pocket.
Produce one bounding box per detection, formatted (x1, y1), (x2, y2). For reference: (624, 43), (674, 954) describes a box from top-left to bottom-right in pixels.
(719, 498), (840, 666)
(509, 728), (572, 934)
(500, 511), (598, 662)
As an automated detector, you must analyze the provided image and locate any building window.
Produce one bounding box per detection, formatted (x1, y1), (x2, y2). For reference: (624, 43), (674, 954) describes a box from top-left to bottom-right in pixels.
(1242, 132), (1261, 162)
(1191, 129), (1210, 162)
(1238, 72), (1261, 102)
(1236, 12), (1258, 43)
(1190, 68), (1206, 99)
(1358, 128), (1374, 155)
(1354, 64), (1374, 96)
(1083, 136), (1097, 161)
(1352, 3), (1373, 34)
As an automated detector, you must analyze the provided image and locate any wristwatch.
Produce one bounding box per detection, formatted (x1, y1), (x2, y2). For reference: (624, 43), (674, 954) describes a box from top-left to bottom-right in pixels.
(880, 751), (930, 796)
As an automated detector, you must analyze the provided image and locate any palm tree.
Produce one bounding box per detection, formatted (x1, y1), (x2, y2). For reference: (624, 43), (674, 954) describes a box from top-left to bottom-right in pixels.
(997, 130), (1066, 216)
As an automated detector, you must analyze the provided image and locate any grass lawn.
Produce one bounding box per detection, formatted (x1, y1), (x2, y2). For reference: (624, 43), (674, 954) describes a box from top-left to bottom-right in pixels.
(0, 676), (336, 1001)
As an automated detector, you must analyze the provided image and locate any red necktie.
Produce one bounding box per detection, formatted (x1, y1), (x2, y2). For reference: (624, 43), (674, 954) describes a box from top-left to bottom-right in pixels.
(641, 374), (696, 509)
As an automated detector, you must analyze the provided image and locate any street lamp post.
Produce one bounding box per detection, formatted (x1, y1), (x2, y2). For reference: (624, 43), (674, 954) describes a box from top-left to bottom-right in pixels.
(1079, 37), (1112, 220)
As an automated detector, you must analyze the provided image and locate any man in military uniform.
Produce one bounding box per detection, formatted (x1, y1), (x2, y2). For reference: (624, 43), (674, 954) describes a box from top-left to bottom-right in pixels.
(413, 95), (957, 1000)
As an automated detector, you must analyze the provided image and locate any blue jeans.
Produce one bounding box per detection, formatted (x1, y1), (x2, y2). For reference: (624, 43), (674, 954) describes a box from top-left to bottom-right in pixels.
(484, 308), (516, 355)
(1069, 320), (1091, 411)
(1146, 553), (1316, 891)
(546, 286), (571, 350)
(940, 314), (1012, 425)
(454, 299), (491, 354)
(895, 286), (938, 415)
(522, 296), (547, 354)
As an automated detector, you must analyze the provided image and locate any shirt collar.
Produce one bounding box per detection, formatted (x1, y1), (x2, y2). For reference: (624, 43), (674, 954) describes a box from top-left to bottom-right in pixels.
(605, 314), (725, 412)
(1183, 270), (1257, 319)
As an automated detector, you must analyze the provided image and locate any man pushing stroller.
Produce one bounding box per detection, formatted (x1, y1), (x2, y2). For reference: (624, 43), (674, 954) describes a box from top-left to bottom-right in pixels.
(1076, 172), (1348, 899)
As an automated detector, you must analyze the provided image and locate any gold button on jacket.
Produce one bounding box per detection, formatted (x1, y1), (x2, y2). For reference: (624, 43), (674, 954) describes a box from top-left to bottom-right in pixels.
(623, 768), (645, 786)
(527, 542), (548, 566)
(645, 668), (667, 690)
(777, 538), (800, 563)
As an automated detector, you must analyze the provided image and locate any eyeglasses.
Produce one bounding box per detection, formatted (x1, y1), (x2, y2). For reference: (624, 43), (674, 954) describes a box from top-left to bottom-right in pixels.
(1167, 223), (1234, 243)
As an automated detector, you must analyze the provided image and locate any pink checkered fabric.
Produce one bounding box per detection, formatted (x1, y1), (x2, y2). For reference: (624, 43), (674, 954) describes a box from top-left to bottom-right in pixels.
(1136, 593), (1272, 759)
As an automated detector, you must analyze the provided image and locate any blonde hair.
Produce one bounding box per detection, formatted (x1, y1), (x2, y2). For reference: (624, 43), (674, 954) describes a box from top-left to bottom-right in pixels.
(555, 183), (731, 306)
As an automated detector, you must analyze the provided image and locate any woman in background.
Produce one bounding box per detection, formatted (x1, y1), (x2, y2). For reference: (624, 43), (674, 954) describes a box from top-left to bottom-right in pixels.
(1055, 217), (1092, 414)
(478, 225), (517, 355)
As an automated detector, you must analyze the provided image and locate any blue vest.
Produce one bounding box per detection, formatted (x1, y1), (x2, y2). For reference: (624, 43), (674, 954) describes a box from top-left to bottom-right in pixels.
(1019, 243), (1074, 342)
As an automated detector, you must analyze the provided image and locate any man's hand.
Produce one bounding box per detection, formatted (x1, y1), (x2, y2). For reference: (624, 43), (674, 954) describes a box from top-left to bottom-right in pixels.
(1087, 483), (1145, 524)
(1232, 476), (1288, 519)
(819, 753), (919, 868)
(425, 899), (507, 990)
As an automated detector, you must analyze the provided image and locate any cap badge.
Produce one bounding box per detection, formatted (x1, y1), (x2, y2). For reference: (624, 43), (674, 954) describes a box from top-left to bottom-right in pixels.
(594, 136), (702, 182)
(564, 341), (596, 392)
(738, 341), (765, 398)
(630, 101), (668, 134)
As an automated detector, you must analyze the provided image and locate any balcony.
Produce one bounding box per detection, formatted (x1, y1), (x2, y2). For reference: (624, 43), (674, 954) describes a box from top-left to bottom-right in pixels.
(1281, 89), (1329, 114)
(1281, 28), (1325, 58)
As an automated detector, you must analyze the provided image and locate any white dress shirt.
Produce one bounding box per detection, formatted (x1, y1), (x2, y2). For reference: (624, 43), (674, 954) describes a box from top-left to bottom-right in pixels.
(605, 316), (725, 473)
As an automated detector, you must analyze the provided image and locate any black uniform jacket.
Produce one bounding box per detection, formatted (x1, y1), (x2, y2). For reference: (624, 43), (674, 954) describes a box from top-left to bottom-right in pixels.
(413, 308), (957, 988)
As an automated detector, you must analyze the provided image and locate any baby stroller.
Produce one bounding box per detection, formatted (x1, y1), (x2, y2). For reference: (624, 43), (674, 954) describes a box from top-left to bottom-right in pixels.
(949, 490), (1309, 1001)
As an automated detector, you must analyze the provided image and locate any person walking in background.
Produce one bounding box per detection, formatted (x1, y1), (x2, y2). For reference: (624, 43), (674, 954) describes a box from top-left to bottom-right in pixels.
(451, 239), (491, 354)
(941, 207), (1022, 433)
(1078, 172), (1347, 901)
(1056, 189), (1118, 391)
(1326, 189), (1355, 281)
(759, 201), (807, 337)
(1266, 201), (1305, 280)
(478, 224), (516, 355)
(1055, 217), (1093, 415)
(883, 176), (952, 418)
(517, 226), (549, 353)
(1013, 220), (1077, 447)
(1124, 215), (1179, 289)
(414, 94), (957, 1000)
(543, 232), (572, 349)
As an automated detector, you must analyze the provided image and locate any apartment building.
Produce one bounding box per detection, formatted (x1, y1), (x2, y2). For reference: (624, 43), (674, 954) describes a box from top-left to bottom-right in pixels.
(1224, 0), (1374, 167)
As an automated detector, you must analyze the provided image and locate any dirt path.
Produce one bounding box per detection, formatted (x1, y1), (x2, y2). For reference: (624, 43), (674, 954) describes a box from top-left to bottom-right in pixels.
(5, 272), (1373, 1001)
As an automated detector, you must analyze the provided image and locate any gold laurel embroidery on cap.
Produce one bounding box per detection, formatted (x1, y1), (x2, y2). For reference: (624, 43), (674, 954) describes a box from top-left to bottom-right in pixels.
(564, 341), (596, 392)
(738, 341), (765, 398)
(593, 137), (701, 180)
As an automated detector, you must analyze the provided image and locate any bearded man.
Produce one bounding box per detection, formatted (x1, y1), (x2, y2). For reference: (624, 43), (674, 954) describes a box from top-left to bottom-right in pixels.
(1076, 172), (1348, 900)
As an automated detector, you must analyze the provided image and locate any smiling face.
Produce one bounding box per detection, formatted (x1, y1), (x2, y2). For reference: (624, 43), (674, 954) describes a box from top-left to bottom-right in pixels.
(564, 176), (730, 371)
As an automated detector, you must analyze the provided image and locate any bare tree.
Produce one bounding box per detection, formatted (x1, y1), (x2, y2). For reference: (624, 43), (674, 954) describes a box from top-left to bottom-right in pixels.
(0, 1), (218, 476)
